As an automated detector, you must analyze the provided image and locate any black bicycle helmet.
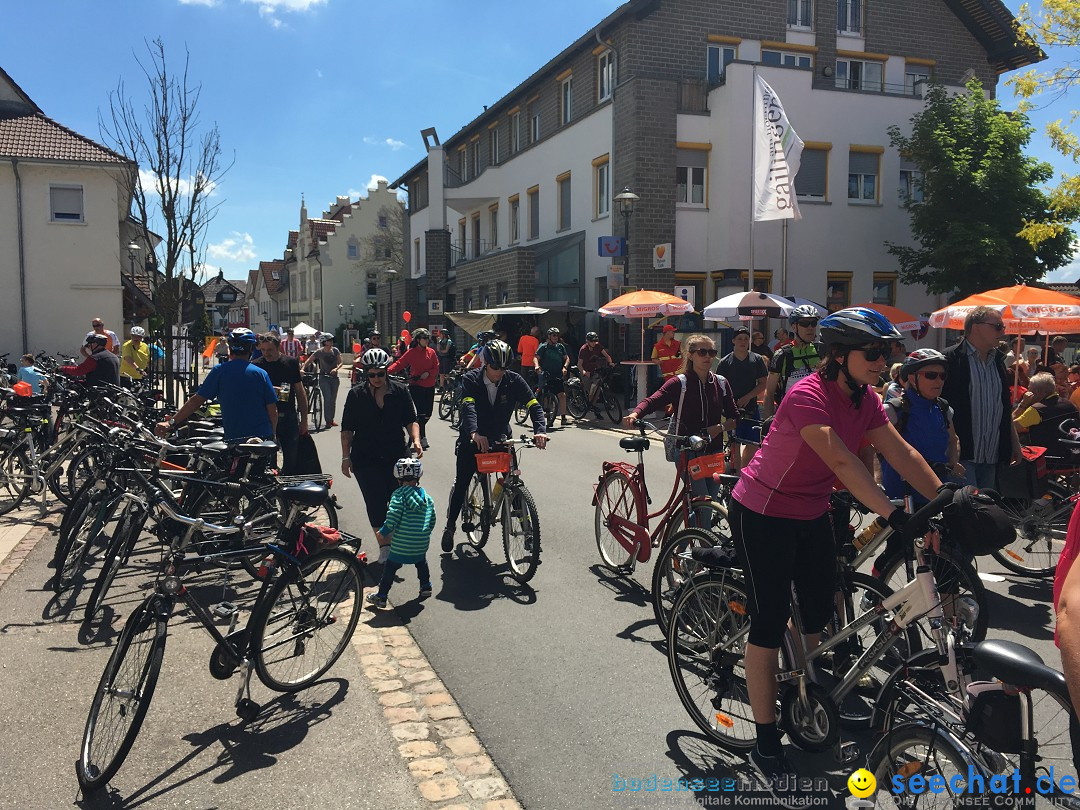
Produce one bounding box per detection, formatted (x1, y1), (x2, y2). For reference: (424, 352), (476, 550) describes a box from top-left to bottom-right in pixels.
(476, 330), (496, 343)
(788, 304), (821, 327)
(818, 307), (902, 347)
(484, 340), (514, 368)
(585, 331), (599, 342)
(411, 327), (430, 341)
(900, 348), (947, 382)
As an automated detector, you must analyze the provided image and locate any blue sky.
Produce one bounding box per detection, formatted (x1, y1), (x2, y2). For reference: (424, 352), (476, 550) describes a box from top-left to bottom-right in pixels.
(2, 0), (1076, 284)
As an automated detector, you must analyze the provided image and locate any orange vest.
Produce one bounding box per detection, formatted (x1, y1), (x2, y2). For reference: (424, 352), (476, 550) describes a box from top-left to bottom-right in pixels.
(652, 339), (682, 377)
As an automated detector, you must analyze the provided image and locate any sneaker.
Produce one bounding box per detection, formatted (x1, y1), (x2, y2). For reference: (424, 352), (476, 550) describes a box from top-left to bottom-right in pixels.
(560, 416), (568, 426)
(420, 437), (430, 450)
(366, 592), (387, 609)
(441, 528), (454, 553)
(749, 745), (800, 809)
(419, 585), (432, 598)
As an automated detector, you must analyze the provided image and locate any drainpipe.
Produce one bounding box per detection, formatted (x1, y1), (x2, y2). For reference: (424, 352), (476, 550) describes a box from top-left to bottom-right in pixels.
(10, 158), (28, 353)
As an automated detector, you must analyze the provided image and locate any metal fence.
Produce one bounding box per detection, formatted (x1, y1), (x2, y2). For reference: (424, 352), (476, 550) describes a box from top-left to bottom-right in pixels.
(146, 325), (200, 405)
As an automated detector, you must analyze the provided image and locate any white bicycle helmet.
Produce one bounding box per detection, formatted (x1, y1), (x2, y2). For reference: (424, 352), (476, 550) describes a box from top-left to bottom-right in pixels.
(130, 326), (145, 338)
(394, 457), (423, 481)
(361, 347), (391, 368)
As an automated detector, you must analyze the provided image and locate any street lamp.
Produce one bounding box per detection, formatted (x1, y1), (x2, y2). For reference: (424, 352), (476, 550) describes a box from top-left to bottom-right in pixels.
(385, 268), (399, 336)
(126, 241), (141, 278)
(614, 187), (640, 288)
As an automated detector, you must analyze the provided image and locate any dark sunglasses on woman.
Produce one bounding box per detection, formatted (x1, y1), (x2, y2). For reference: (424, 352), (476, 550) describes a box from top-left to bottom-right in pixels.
(855, 346), (889, 362)
(919, 370), (947, 381)
(367, 370), (386, 378)
(691, 348), (718, 357)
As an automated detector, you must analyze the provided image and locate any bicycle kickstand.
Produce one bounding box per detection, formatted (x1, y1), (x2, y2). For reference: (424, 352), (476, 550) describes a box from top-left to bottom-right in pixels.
(234, 659), (261, 723)
(834, 738), (859, 765)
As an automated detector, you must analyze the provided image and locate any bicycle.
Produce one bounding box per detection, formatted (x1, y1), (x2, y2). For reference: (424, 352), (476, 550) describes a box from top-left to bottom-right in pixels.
(868, 636), (1079, 808)
(568, 364), (622, 424)
(75, 480), (365, 792)
(438, 366), (465, 422)
(303, 371), (323, 431)
(666, 488), (976, 759)
(457, 435), (544, 583)
(593, 419), (729, 575)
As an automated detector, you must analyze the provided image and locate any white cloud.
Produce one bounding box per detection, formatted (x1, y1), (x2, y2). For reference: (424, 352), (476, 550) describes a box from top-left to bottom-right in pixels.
(178, 0), (218, 5)
(346, 188), (364, 200)
(138, 168), (218, 199)
(240, 0), (325, 15)
(1040, 239), (1080, 284)
(315, 68), (323, 79)
(367, 174), (389, 190)
(207, 232), (257, 263)
(362, 136), (407, 151)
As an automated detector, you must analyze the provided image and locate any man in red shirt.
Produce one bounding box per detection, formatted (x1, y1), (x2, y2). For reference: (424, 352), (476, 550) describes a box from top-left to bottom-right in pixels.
(651, 325), (682, 381)
(280, 328), (304, 359)
(517, 325), (540, 382)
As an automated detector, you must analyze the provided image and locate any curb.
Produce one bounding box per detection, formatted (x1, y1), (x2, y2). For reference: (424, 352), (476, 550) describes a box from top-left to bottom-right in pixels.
(351, 597), (522, 810)
(0, 521), (54, 590)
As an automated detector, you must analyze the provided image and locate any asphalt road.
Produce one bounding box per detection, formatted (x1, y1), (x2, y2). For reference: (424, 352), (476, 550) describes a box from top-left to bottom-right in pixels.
(318, 386), (1070, 810)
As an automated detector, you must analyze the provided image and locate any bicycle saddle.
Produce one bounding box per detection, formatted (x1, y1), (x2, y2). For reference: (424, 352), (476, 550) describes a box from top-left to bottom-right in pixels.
(226, 440), (278, 456)
(619, 436), (650, 452)
(689, 545), (741, 570)
(714, 473), (741, 488)
(280, 481), (329, 506)
(972, 639), (1069, 700)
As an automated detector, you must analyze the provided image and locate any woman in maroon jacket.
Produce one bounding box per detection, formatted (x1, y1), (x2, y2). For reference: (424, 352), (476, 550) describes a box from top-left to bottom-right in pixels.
(389, 327), (441, 449)
(625, 333), (738, 513)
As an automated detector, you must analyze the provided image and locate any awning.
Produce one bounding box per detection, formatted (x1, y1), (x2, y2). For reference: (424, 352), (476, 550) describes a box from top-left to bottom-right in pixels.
(445, 311), (495, 337)
(470, 305), (549, 315)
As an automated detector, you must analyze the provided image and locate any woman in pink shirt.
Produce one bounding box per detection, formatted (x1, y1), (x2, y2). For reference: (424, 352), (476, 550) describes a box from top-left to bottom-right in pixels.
(730, 308), (942, 798)
(389, 328), (440, 449)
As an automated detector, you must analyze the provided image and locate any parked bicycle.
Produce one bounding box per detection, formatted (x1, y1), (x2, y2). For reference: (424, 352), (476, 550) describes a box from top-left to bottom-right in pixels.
(567, 364), (622, 424)
(303, 371), (323, 431)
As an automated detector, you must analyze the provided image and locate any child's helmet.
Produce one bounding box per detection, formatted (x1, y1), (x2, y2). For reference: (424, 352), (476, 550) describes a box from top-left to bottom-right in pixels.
(394, 457), (423, 480)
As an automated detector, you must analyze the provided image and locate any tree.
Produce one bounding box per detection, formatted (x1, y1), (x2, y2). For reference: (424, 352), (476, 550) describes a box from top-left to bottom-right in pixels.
(1011, 0), (1080, 246)
(362, 203), (407, 276)
(886, 80), (1075, 297)
(99, 38), (231, 398)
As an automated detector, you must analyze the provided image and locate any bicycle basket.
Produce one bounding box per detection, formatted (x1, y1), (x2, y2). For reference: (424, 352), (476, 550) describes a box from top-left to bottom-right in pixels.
(476, 452), (511, 474)
(301, 372), (318, 388)
(686, 452), (726, 481)
(965, 681), (1022, 753)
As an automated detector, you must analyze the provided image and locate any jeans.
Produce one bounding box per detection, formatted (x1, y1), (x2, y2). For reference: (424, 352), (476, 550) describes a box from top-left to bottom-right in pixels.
(318, 374), (340, 423)
(376, 559), (432, 599)
(963, 461), (998, 490)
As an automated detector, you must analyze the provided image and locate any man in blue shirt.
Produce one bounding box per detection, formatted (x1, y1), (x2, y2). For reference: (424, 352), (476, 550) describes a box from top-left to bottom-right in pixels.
(155, 328), (277, 443)
(17, 354), (46, 395)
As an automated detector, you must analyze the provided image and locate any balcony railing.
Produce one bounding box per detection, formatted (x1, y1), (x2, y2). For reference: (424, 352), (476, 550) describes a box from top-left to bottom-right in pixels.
(678, 78), (710, 113)
(451, 240), (498, 265)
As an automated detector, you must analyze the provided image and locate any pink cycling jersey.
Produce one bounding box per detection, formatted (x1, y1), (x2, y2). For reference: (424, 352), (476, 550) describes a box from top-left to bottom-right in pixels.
(733, 372), (888, 519)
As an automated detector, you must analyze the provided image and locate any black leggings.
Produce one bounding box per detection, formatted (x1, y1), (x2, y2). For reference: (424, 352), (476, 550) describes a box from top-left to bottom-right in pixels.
(409, 385), (435, 436)
(353, 460), (397, 530)
(445, 438), (480, 530)
(730, 499), (837, 648)
(376, 559), (431, 598)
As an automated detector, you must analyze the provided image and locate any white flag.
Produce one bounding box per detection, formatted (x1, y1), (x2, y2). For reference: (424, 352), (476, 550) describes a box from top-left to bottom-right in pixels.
(753, 74), (804, 222)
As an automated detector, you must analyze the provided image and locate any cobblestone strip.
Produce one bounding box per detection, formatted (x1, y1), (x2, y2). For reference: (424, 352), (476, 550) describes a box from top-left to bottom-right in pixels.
(351, 606), (522, 810)
(0, 522), (55, 590)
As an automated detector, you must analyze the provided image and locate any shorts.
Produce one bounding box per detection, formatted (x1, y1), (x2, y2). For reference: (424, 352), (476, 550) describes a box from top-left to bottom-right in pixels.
(540, 374), (564, 395)
(438, 354), (454, 374)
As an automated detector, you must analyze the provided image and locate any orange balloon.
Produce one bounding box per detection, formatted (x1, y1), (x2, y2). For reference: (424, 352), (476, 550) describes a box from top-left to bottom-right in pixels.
(402, 310), (412, 323)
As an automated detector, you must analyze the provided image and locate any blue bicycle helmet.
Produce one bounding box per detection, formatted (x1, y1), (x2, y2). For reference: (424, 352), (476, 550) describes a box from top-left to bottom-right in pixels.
(818, 307), (902, 347)
(227, 327), (257, 351)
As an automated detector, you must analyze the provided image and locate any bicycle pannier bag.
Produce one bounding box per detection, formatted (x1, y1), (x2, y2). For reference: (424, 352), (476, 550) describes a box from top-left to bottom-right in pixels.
(995, 445), (1048, 500)
(942, 485), (1014, 557)
(965, 681), (1022, 753)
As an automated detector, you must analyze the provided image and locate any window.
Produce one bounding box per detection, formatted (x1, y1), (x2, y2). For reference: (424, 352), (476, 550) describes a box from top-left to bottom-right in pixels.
(848, 150), (880, 202)
(837, 0), (861, 34)
(557, 172), (571, 231)
(50, 185), (83, 222)
(899, 164), (924, 203)
(470, 140), (480, 176)
(762, 49), (813, 69)
(534, 236), (585, 305)
(378, 214), (388, 228)
(490, 128), (500, 165)
(299, 272), (308, 300)
(347, 241), (358, 259)
(707, 44), (736, 84)
(597, 50), (614, 102)
(531, 109), (541, 143)
(873, 274), (896, 306)
(528, 186), (539, 240)
(836, 59), (883, 92)
(458, 219), (467, 258)
(314, 268), (322, 298)
(509, 195), (520, 244)
(489, 204), (499, 247)
(826, 273), (852, 311)
(471, 214), (481, 258)
(368, 280), (377, 296)
(460, 147), (469, 182)
(594, 157), (610, 218)
(414, 240), (421, 274)
(905, 67), (931, 97)
(796, 147), (829, 199)
(560, 76), (573, 125)
(676, 148), (708, 206)
(788, 0), (813, 28)
(511, 111), (521, 154)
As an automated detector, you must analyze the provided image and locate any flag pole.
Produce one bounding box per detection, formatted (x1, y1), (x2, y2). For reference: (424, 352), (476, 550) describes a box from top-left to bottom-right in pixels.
(749, 66), (756, 293)
(781, 219), (788, 295)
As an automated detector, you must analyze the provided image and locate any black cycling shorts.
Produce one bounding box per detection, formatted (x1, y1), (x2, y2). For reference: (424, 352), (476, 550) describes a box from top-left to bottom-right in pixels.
(730, 498), (836, 649)
(540, 375), (564, 395)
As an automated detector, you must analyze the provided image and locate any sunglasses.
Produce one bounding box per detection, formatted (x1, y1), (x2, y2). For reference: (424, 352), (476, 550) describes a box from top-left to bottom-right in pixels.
(854, 346), (889, 362)
(92, 322), (103, 327)
(918, 370), (948, 381)
(588, 338), (599, 343)
(796, 320), (819, 328)
(366, 370), (386, 378)
(488, 364), (506, 371)
(977, 320), (1006, 332)
(691, 348), (718, 357)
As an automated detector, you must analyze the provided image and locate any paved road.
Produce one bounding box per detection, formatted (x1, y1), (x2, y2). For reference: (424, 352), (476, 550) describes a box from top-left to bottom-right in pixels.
(319, 390), (1069, 810)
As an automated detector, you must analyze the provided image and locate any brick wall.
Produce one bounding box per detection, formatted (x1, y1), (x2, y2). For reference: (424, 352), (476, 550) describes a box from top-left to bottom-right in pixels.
(453, 247), (536, 305)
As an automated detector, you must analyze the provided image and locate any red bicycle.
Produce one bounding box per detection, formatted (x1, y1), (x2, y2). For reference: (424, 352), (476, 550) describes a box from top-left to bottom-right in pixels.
(592, 420), (731, 575)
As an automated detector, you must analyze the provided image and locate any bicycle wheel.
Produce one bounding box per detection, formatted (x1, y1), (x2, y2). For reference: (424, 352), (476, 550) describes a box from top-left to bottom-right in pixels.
(309, 388), (324, 431)
(66, 445), (104, 501)
(450, 398), (462, 429)
(602, 387), (623, 424)
(0, 444), (31, 516)
(667, 571), (756, 749)
(993, 496), (1065, 578)
(77, 597), (168, 792)
(542, 392), (558, 427)
(594, 470), (638, 570)
(253, 547), (364, 692)
(868, 723), (983, 809)
(439, 387), (456, 421)
(877, 544), (989, 642)
(651, 527), (723, 636)
(461, 473), (490, 548)
(57, 492), (122, 594)
(566, 386), (589, 419)
(503, 485), (541, 583)
(514, 400), (530, 425)
(84, 507), (149, 623)
(662, 499), (730, 548)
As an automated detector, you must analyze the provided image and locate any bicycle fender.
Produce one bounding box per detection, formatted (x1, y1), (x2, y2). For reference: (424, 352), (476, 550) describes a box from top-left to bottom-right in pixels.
(593, 462), (638, 506)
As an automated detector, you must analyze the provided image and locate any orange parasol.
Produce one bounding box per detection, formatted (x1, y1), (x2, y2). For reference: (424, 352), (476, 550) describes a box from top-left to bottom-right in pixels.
(600, 290), (694, 361)
(856, 303), (922, 333)
(929, 284), (1080, 333)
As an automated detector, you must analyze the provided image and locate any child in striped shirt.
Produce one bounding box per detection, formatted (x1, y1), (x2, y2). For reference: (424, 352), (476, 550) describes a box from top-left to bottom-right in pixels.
(366, 457), (436, 608)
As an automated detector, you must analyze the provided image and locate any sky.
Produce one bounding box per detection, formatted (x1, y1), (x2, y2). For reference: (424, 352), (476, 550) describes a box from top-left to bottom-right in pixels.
(2, 0), (1077, 285)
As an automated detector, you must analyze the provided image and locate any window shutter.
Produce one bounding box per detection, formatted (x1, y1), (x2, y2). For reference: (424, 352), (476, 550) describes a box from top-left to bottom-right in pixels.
(849, 152), (878, 175)
(796, 149), (828, 196)
(676, 148), (708, 169)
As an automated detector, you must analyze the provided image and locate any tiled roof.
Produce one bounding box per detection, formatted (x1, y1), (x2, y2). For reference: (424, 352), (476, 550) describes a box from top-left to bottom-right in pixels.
(1046, 282), (1080, 297)
(0, 107), (131, 164)
(229, 279), (247, 295)
(259, 260), (286, 295)
(328, 200), (356, 222)
(287, 230), (298, 251)
(308, 219), (338, 244)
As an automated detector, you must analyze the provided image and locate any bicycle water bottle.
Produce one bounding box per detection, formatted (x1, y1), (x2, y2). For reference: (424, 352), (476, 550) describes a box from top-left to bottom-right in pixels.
(492, 477), (504, 500)
(853, 516), (889, 551)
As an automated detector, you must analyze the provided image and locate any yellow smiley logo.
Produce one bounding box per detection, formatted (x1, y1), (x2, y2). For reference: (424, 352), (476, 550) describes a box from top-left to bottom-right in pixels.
(847, 768), (876, 798)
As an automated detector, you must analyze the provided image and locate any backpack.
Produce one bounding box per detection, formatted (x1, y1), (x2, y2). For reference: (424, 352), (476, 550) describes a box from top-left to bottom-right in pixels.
(885, 393), (951, 437)
(774, 343), (821, 402)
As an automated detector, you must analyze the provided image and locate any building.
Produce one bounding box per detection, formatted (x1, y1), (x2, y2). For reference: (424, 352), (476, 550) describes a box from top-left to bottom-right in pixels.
(200, 270), (247, 332)
(247, 259), (288, 333)
(391, 0), (1040, 350)
(0, 67), (137, 354)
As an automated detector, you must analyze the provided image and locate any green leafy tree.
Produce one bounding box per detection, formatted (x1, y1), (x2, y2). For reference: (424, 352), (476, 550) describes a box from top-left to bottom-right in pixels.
(886, 80), (1075, 297)
(1010, 0), (1080, 246)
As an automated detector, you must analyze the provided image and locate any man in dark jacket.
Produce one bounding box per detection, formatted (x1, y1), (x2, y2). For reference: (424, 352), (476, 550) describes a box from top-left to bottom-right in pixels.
(940, 305), (1022, 489)
(61, 334), (120, 386)
(441, 339), (547, 552)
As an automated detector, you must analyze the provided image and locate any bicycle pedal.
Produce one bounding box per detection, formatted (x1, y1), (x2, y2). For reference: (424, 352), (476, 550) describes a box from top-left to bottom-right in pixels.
(461, 522), (477, 532)
(833, 740), (859, 764)
(212, 601), (239, 619)
(775, 669), (804, 684)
